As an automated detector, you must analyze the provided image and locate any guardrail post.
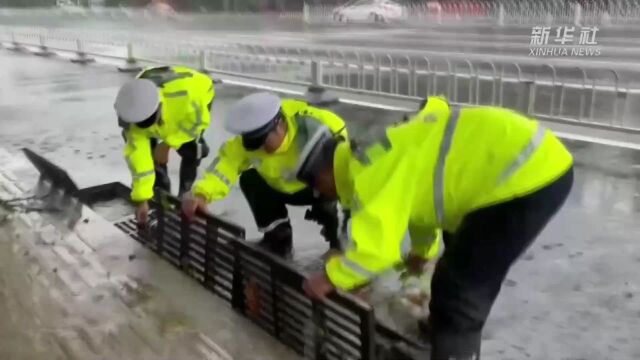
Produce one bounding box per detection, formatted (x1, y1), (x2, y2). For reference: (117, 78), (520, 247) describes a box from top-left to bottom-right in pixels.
(391, 63), (399, 94)
(545, 12), (554, 26)
(374, 58), (381, 92)
(521, 80), (536, 115)
(497, 3), (505, 26)
(117, 42), (142, 73)
(615, 85), (628, 127)
(34, 34), (54, 57)
(8, 32), (25, 52)
(310, 60), (323, 86)
(197, 49), (208, 73)
(427, 2), (443, 24)
(305, 84), (339, 107)
(70, 39), (95, 64)
(303, 1), (310, 24)
(574, 3), (582, 26)
(409, 62), (416, 97)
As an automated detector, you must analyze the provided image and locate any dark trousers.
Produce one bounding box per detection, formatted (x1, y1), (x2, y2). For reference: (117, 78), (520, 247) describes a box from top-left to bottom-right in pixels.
(151, 135), (209, 197)
(239, 168), (339, 245)
(427, 167), (574, 360)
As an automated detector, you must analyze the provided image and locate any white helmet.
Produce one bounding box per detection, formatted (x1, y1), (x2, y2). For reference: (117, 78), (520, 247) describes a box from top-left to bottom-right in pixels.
(224, 92), (281, 135)
(114, 79), (160, 124)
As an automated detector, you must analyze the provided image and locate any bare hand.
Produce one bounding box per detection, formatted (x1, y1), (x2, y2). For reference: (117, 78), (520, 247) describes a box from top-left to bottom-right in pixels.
(135, 201), (150, 227)
(181, 192), (208, 220)
(153, 142), (170, 165)
(303, 272), (335, 300)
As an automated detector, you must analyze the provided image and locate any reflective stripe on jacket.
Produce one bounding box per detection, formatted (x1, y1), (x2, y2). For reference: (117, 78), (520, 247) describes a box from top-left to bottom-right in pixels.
(124, 65), (215, 202)
(192, 99), (347, 202)
(327, 96), (573, 290)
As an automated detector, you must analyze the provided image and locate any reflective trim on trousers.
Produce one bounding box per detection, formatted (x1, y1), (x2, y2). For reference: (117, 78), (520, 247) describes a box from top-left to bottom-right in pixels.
(258, 217), (290, 233)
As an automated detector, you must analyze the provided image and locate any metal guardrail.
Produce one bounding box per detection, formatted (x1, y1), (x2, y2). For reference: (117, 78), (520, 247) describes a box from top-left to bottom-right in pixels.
(1, 26), (639, 133)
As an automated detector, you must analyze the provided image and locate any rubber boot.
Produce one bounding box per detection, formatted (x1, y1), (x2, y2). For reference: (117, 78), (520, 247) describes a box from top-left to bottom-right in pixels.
(430, 332), (481, 360)
(256, 223), (293, 258)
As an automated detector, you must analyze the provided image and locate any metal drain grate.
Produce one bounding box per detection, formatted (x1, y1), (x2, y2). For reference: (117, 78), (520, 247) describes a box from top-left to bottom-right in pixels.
(104, 188), (423, 360)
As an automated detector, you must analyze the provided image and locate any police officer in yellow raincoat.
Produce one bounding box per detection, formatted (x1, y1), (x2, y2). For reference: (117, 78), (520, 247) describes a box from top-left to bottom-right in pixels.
(295, 96), (574, 360)
(114, 66), (214, 226)
(182, 92), (347, 256)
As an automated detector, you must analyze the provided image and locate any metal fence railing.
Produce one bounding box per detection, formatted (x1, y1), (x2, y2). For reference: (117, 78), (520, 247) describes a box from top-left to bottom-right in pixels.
(2, 26), (639, 133)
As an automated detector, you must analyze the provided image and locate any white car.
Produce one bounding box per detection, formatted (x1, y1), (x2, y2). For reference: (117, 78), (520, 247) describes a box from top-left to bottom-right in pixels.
(332, 0), (406, 23)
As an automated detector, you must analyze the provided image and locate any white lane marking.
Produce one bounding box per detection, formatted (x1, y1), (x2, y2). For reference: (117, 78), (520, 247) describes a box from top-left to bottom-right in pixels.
(554, 131), (640, 150)
(341, 98), (410, 111)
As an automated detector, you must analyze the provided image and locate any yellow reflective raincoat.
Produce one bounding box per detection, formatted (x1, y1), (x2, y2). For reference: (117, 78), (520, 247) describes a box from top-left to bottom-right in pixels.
(327, 96), (573, 290)
(123, 66), (215, 202)
(193, 99), (346, 202)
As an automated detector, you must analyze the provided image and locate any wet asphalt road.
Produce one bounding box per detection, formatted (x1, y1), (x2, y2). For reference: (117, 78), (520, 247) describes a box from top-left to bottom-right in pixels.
(1, 42), (640, 359)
